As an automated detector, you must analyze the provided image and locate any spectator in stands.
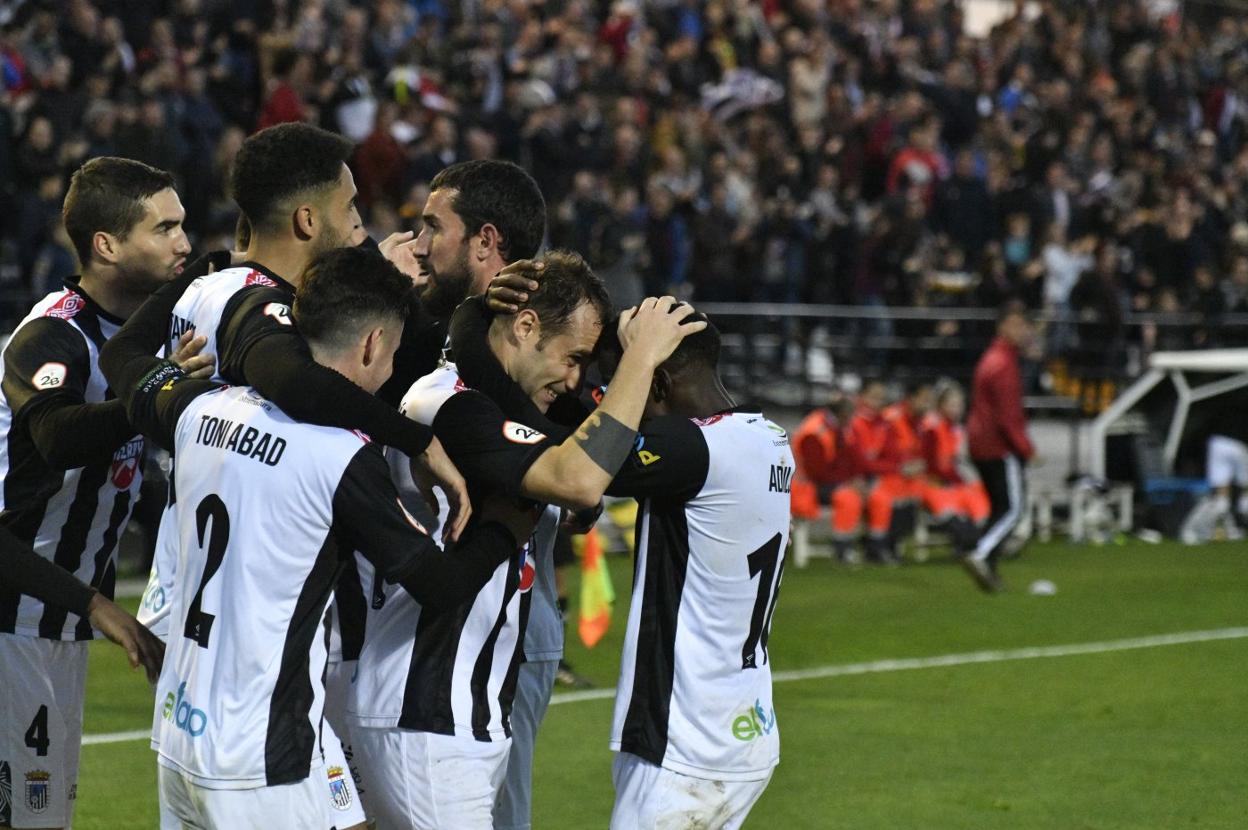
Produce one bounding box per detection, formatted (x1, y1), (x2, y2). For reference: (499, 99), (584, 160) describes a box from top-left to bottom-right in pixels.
(256, 48), (311, 130)
(965, 304), (1037, 592)
(0, 0), (1247, 362)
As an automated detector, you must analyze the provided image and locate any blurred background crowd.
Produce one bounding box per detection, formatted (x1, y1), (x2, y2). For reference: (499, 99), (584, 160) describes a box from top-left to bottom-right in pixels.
(3, 0), (1248, 393)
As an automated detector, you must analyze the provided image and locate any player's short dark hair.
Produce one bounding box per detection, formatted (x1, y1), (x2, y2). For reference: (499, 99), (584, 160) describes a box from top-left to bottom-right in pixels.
(430, 160), (545, 262)
(62, 157), (176, 266)
(293, 247), (412, 351)
(659, 311), (720, 375)
(595, 306), (721, 377)
(522, 249), (611, 342)
(230, 123), (353, 232)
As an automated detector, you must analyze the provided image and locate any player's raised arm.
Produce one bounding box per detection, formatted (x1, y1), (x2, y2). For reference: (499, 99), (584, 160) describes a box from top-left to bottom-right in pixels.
(517, 296), (706, 509)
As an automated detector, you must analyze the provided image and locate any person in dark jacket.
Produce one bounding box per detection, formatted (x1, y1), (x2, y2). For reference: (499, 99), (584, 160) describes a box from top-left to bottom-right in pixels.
(964, 303), (1036, 591)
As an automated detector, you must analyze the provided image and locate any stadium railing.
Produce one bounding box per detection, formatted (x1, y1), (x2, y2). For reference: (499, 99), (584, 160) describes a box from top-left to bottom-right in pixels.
(694, 303), (1248, 413)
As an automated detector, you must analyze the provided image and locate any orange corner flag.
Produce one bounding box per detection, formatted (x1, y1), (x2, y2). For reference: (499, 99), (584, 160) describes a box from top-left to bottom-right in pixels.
(578, 527), (615, 648)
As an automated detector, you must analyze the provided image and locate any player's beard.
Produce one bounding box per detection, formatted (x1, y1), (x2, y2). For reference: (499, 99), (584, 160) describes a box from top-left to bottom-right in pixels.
(312, 223), (355, 259)
(419, 244), (474, 319)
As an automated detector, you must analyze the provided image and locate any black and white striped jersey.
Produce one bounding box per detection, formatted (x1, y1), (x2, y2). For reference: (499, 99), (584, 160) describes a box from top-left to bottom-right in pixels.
(139, 263), (294, 638)
(163, 263), (293, 367)
(349, 364), (554, 741)
(124, 366), (510, 789)
(606, 410), (792, 781)
(0, 285), (144, 640)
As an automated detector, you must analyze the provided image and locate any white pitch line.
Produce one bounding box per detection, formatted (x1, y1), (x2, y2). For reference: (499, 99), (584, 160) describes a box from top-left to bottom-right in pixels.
(82, 729), (150, 746)
(81, 627), (1248, 747)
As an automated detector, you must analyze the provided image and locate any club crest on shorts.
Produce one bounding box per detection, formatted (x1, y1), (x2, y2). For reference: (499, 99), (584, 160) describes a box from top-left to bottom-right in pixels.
(24, 770), (49, 814)
(327, 765), (352, 811)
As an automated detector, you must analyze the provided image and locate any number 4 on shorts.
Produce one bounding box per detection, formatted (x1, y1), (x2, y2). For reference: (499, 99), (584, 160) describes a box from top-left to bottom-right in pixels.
(25, 705), (50, 757)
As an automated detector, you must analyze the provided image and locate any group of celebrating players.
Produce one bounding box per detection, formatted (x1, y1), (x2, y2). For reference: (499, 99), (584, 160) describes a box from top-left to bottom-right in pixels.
(0, 123), (793, 830)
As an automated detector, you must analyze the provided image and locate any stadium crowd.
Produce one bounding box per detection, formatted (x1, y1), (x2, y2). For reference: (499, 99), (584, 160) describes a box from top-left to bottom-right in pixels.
(2, 0), (1248, 344)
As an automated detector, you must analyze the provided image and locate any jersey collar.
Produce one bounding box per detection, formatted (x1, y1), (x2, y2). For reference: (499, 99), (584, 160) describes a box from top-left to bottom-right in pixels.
(62, 276), (126, 326)
(237, 260), (298, 294)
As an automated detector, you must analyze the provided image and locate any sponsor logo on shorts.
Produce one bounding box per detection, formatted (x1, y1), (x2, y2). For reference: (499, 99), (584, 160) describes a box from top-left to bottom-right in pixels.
(24, 770), (49, 814)
(1, 760), (12, 824)
(162, 681), (209, 737)
(327, 766), (352, 811)
(731, 699), (777, 742)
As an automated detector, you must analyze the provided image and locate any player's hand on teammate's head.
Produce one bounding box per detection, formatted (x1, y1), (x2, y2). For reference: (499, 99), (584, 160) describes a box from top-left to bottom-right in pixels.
(378, 230), (424, 284)
(87, 593), (165, 684)
(617, 296), (708, 367)
(170, 329), (216, 379)
(486, 259), (545, 314)
(480, 495), (542, 547)
(410, 437), (473, 543)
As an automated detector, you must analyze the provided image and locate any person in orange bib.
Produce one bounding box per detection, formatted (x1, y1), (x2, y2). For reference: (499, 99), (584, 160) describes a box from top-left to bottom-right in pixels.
(791, 393), (865, 563)
(923, 383), (991, 519)
(921, 382), (991, 554)
(847, 379), (907, 564)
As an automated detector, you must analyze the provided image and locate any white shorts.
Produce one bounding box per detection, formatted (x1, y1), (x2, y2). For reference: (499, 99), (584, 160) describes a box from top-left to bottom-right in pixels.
(157, 763), (329, 829)
(609, 752), (772, 830)
(0, 633), (88, 828)
(1208, 435), (1248, 488)
(321, 694), (366, 828)
(351, 728), (511, 830)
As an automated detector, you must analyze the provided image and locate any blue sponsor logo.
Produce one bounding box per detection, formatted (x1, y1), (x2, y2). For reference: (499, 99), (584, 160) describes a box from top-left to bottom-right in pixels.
(162, 682), (208, 737)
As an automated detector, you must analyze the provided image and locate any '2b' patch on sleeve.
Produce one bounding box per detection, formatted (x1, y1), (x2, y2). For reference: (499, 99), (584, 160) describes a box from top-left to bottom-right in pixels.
(502, 421), (546, 445)
(31, 362), (68, 390)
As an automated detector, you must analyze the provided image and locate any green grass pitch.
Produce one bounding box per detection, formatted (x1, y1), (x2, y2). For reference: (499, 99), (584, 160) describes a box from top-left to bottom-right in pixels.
(75, 540), (1247, 828)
